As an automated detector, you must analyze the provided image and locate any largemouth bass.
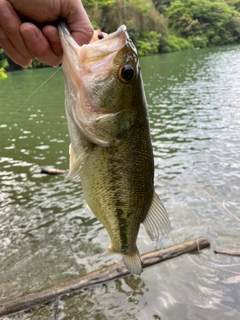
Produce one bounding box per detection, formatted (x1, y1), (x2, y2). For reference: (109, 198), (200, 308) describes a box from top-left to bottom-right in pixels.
(58, 22), (170, 275)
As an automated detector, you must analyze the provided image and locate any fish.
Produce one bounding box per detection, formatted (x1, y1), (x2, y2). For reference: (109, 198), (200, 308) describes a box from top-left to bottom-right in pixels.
(58, 22), (171, 275)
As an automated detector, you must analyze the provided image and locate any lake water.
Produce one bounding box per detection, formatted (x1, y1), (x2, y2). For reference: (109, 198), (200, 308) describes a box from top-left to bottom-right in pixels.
(0, 45), (240, 319)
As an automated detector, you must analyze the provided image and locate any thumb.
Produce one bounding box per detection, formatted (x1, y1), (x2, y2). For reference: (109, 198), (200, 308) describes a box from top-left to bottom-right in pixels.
(62, 0), (93, 45)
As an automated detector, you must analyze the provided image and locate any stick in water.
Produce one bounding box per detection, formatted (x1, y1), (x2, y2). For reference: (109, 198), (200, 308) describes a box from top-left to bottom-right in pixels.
(41, 167), (67, 175)
(214, 248), (240, 256)
(0, 237), (210, 317)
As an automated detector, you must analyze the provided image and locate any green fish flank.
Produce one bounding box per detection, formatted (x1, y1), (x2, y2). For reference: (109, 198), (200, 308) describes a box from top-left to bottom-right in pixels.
(58, 22), (171, 275)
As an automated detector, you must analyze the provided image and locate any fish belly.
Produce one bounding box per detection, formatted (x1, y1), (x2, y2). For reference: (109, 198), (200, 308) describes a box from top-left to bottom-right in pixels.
(80, 118), (154, 255)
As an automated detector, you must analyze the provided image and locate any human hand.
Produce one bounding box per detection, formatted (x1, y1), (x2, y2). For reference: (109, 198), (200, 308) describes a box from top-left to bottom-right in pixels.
(0, 0), (93, 67)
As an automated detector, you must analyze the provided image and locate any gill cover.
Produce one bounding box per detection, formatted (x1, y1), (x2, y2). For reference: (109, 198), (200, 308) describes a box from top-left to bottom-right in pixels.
(58, 22), (139, 147)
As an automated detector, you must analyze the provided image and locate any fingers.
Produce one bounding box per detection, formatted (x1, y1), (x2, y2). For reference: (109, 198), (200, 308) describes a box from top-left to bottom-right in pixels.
(0, 0), (33, 66)
(0, 22), (62, 67)
(0, 0), (93, 67)
(0, 1), (62, 67)
(42, 25), (63, 58)
(0, 25), (32, 66)
(20, 23), (62, 66)
(61, 0), (94, 46)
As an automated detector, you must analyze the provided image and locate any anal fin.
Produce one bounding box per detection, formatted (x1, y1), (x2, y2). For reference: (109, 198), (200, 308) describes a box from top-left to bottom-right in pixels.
(122, 250), (142, 276)
(99, 245), (142, 276)
(143, 191), (171, 242)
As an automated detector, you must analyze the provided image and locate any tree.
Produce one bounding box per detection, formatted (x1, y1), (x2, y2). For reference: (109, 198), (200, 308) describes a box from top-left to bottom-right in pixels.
(136, 30), (162, 55)
(166, 0), (239, 47)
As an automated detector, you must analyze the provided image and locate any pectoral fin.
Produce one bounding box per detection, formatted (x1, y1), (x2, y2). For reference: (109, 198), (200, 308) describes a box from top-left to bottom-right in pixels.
(78, 109), (135, 147)
(143, 191), (171, 241)
(65, 144), (91, 180)
(69, 143), (76, 169)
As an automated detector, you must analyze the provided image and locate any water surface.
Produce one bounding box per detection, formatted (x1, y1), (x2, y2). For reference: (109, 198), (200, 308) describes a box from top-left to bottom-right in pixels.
(0, 46), (240, 319)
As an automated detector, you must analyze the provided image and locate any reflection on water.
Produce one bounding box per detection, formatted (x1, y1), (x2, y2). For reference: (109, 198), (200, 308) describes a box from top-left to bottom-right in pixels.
(1, 46), (240, 319)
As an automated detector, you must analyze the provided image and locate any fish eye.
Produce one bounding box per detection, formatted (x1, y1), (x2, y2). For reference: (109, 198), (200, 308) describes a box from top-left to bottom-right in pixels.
(120, 65), (135, 82)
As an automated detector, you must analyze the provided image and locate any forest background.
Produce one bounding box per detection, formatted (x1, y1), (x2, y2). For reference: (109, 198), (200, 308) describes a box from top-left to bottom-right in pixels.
(1, 0), (240, 78)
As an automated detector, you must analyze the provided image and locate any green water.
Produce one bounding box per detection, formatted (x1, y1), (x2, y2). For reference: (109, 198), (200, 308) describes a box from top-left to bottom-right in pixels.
(1, 46), (240, 319)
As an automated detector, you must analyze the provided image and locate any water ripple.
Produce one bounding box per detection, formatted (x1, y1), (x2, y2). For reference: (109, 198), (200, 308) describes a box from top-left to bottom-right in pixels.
(1, 48), (240, 318)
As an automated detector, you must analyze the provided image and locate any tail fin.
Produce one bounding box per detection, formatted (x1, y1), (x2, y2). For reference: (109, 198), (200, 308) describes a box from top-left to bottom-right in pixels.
(122, 250), (142, 276)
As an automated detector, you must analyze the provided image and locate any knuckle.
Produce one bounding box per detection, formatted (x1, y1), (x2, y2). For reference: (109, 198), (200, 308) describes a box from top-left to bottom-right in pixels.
(51, 56), (62, 67)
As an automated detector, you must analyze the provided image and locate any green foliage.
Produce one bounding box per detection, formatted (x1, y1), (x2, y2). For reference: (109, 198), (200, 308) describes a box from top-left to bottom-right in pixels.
(1, 0), (240, 70)
(231, 14), (240, 36)
(85, 0), (168, 37)
(152, 0), (172, 14)
(0, 48), (8, 78)
(27, 60), (49, 69)
(137, 31), (161, 55)
(224, 0), (240, 11)
(166, 0), (240, 48)
(129, 0), (151, 16)
(0, 58), (9, 69)
(189, 35), (208, 48)
(82, 0), (115, 9)
(125, 20), (141, 44)
(178, 13), (201, 37)
(0, 47), (9, 69)
(167, 33), (193, 51)
(0, 67), (7, 80)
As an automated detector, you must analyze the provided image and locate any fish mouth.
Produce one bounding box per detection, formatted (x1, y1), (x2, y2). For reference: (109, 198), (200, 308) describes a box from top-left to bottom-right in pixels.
(59, 22), (128, 47)
(58, 22), (132, 69)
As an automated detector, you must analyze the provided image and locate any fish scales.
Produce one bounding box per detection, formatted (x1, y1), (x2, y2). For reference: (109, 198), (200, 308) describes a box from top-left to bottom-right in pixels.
(81, 114), (154, 255)
(58, 22), (171, 275)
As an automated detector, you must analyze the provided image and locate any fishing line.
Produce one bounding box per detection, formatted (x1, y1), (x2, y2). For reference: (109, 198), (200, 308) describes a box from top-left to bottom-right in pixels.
(3, 66), (62, 123)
